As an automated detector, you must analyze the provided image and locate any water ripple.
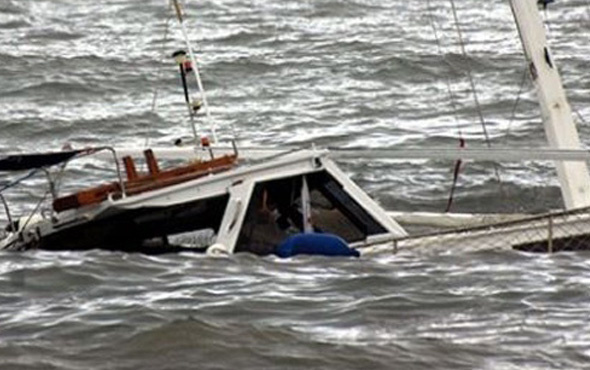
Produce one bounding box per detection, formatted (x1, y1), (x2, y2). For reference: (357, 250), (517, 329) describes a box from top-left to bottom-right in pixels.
(2, 0), (590, 369)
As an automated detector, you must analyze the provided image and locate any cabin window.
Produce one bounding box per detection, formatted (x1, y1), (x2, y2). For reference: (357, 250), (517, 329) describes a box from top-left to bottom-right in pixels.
(235, 171), (387, 255)
(133, 194), (229, 250)
(235, 178), (303, 255)
(306, 171), (387, 241)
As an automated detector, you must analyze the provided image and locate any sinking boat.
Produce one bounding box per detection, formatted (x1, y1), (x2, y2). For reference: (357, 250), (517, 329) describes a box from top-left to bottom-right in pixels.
(2, 0), (590, 256)
(0, 0), (407, 256)
(0, 146), (405, 255)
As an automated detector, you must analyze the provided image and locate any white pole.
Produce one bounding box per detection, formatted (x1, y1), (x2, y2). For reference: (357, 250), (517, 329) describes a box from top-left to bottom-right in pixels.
(104, 146), (590, 162)
(172, 0), (217, 143)
(509, 0), (590, 209)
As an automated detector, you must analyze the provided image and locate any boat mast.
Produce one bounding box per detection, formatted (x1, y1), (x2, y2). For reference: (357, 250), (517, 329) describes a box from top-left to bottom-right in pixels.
(171, 0), (217, 143)
(509, 0), (590, 209)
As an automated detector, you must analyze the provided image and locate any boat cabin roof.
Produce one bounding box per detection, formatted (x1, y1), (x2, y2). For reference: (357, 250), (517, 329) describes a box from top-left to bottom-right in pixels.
(1, 148), (406, 254)
(96, 149), (406, 254)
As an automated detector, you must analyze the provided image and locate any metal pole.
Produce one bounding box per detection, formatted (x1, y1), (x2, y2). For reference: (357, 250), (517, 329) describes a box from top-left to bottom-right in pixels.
(0, 194), (13, 231)
(174, 55), (200, 143)
(101, 146), (126, 198)
(171, 0), (217, 142)
(508, 0), (590, 209)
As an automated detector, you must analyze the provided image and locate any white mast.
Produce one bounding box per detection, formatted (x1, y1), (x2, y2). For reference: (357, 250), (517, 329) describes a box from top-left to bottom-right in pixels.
(509, 0), (590, 209)
(171, 0), (217, 143)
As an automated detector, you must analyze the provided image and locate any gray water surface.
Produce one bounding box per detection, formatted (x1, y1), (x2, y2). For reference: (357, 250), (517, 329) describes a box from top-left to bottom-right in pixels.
(1, 0), (590, 368)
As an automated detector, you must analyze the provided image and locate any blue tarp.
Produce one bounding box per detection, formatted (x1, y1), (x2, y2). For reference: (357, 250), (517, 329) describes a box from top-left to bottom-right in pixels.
(276, 233), (360, 258)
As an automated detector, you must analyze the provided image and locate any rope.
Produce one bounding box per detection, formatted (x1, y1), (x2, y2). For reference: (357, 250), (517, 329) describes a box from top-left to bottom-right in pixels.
(448, 0), (506, 199)
(150, 13), (173, 113)
(445, 137), (465, 212)
(426, 0), (461, 128)
(145, 5), (173, 148)
(503, 66), (529, 145)
(426, 0), (465, 212)
(500, 65), (540, 213)
(448, 0), (492, 147)
(0, 170), (39, 194)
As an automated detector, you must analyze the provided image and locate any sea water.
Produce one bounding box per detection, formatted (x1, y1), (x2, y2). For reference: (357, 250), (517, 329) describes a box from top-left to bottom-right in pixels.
(1, 0), (590, 368)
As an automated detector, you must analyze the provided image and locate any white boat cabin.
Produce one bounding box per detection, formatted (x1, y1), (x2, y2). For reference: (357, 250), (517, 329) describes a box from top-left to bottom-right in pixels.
(0, 149), (406, 255)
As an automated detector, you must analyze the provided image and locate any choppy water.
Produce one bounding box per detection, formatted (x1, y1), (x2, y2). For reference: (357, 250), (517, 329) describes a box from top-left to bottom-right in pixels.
(1, 0), (590, 368)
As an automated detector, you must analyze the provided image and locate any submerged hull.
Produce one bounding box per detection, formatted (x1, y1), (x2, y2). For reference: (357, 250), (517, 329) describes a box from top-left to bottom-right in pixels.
(39, 197), (228, 254)
(359, 207), (590, 255)
(1, 150), (405, 255)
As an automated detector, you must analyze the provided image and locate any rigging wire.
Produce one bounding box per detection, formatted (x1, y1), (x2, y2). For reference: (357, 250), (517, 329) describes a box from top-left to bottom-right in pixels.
(0, 170), (39, 194)
(502, 66), (529, 145)
(172, 0), (240, 145)
(150, 12), (173, 114)
(145, 4), (173, 148)
(21, 191), (50, 231)
(425, 0), (464, 212)
(426, 0), (462, 127)
(175, 0), (216, 143)
(447, 0), (492, 147)
(148, 1), (241, 148)
(179, 0), (239, 145)
(499, 65), (538, 213)
(448, 0), (505, 196)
